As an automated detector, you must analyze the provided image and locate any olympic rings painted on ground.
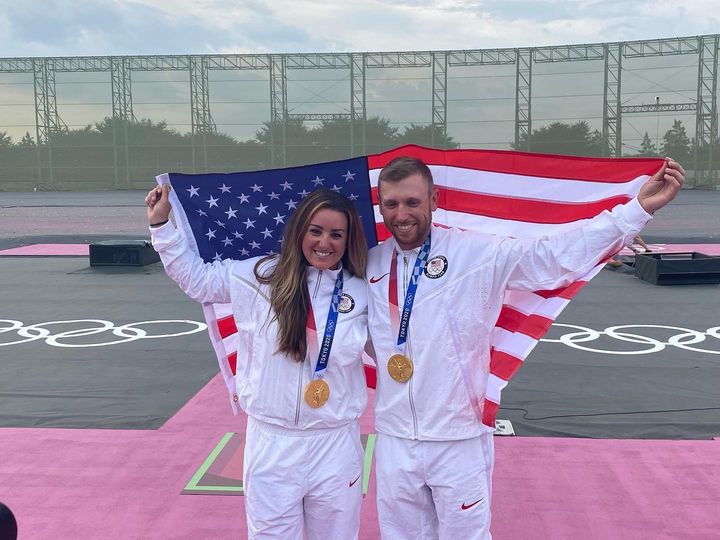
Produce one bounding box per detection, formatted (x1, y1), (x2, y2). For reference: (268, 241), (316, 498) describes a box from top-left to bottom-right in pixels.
(1, 319), (718, 354)
(0, 319), (207, 348)
(541, 324), (720, 355)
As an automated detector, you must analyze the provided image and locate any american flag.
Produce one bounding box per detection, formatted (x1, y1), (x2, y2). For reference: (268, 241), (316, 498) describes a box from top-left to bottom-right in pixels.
(159, 144), (664, 426)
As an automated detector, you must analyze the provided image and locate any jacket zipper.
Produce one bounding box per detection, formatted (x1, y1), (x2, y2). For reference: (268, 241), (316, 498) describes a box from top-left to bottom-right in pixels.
(294, 362), (303, 427)
(403, 255), (419, 440)
(295, 270), (324, 427)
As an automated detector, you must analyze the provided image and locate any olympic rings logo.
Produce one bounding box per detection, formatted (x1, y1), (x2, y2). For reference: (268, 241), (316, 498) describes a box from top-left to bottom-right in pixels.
(0, 319), (207, 348)
(1, 320), (718, 354)
(541, 324), (720, 355)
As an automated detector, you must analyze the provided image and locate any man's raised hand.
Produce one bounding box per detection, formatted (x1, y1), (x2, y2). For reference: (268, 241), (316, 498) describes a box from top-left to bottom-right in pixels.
(638, 158), (685, 215)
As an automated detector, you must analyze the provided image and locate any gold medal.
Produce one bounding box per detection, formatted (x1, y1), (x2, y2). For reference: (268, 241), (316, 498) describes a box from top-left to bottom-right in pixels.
(387, 354), (414, 383)
(304, 379), (330, 408)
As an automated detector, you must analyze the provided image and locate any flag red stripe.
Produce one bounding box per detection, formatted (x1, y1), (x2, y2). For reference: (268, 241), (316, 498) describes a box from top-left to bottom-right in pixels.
(227, 352), (237, 376)
(482, 399), (500, 427)
(534, 280), (589, 300)
(490, 349), (524, 381)
(217, 315), (237, 340)
(440, 189), (629, 224)
(368, 144), (663, 183)
(376, 223), (392, 241)
(496, 306), (554, 340)
(364, 364), (377, 389)
(371, 186), (630, 224)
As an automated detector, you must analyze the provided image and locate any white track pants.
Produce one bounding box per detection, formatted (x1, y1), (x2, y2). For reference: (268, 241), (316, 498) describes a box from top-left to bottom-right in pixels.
(376, 432), (494, 540)
(243, 417), (364, 540)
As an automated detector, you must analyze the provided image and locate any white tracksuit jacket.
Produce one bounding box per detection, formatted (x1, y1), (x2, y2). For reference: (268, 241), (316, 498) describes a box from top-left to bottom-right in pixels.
(367, 198), (651, 441)
(150, 222), (369, 429)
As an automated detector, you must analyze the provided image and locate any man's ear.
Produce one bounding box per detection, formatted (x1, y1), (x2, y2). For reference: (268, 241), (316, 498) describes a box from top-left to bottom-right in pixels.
(430, 187), (439, 212)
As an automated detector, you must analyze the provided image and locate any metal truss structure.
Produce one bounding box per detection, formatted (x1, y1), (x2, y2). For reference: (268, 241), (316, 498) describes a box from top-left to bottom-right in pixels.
(1, 34), (717, 185)
(431, 52), (448, 149)
(514, 49), (532, 151)
(110, 57), (135, 123)
(603, 43), (622, 157)
(31, 59), (68, 144)
(269, 54), (288, 167)
(695, 35), (719, 185)
(350, 53), (366, 156)
(622, 103), (698, 113)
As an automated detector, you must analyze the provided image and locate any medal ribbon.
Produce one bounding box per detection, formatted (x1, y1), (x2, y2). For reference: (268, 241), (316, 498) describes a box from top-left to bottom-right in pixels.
(306, 270), (344, 380)
(388, 234), (431, 354)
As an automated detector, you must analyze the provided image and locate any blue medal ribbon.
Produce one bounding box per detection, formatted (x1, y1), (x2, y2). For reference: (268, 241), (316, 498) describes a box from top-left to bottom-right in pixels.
(308, 270), (344, 379)
(392, 233), (431, 353)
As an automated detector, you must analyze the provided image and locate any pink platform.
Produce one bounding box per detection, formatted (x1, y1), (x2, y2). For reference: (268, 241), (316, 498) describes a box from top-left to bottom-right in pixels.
(0, 244), (89, 256)
(1, 374), (718, 539)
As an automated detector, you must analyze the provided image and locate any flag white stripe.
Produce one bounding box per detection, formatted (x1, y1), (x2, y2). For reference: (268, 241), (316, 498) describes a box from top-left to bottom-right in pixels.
(504, 293), (570, 320)
(492, 328), (538, 359)
(485, 374), (508, 403)
(373, 206), (617, 238)
(370, 166), (648, 203)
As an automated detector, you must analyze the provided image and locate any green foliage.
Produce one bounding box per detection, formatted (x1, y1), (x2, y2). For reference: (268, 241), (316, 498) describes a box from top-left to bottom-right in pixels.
(2, 113), (712, 191)
(511, 121), (606, 156)
(360, 117), (399, 154)
(661, 120), (692, 163)
(18, 132), (36, 148)
(638, 132), (659, 157)
(254, 116), (403, 166)
(255, 118), (311, 147)
(308, 116), (401, 160)
(693, 141), (720, 171)
(397, 124), (458, 149)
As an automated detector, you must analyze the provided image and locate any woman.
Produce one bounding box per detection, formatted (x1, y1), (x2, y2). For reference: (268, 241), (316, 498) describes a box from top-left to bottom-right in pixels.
(146, 185), (369, 539)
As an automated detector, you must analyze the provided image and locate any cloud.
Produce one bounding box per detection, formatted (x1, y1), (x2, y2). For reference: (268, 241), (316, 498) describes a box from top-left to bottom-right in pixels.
(0, 0), (235, 56)
(0, 0), (717, 57)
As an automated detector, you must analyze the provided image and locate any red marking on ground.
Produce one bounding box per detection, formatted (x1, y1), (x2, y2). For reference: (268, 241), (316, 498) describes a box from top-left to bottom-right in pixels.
(0, 243), (89, 256)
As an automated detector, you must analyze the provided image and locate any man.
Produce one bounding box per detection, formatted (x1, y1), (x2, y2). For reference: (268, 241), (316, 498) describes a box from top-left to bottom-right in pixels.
(365, 156), (684, 539)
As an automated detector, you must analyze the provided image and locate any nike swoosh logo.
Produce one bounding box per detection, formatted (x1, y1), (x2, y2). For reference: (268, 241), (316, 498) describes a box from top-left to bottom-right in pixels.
(349, 474), (361, 487)
(369, 272), (390, 284)
(461, 498), (483, 510)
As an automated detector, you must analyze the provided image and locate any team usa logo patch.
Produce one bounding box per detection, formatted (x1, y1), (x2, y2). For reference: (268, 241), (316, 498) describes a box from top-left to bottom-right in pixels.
(424, 256), (448, 279)
(338, 293), (355, 313)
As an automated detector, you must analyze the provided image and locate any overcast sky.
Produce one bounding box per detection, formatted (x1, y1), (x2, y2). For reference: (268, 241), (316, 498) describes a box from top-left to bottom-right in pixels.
(1, 0), (718, 57)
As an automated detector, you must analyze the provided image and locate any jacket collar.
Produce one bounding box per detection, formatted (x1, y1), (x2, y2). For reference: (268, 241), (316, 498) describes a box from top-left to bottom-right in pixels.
(307, 264), (343, 282)
(388, 225), (444, 257)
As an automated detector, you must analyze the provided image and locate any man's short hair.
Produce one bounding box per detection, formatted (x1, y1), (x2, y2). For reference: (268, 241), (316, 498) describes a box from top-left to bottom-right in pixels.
(378, 157), (434, 194)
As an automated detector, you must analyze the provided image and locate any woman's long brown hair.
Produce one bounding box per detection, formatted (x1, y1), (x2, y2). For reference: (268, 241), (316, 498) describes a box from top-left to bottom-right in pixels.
(253, 189), (367, 362)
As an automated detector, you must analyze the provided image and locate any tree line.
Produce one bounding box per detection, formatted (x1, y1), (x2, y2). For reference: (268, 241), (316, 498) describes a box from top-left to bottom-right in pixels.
(0, 115), (713, 190)
(511, 119), (697, 164)
(0, 117), (457, 189)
